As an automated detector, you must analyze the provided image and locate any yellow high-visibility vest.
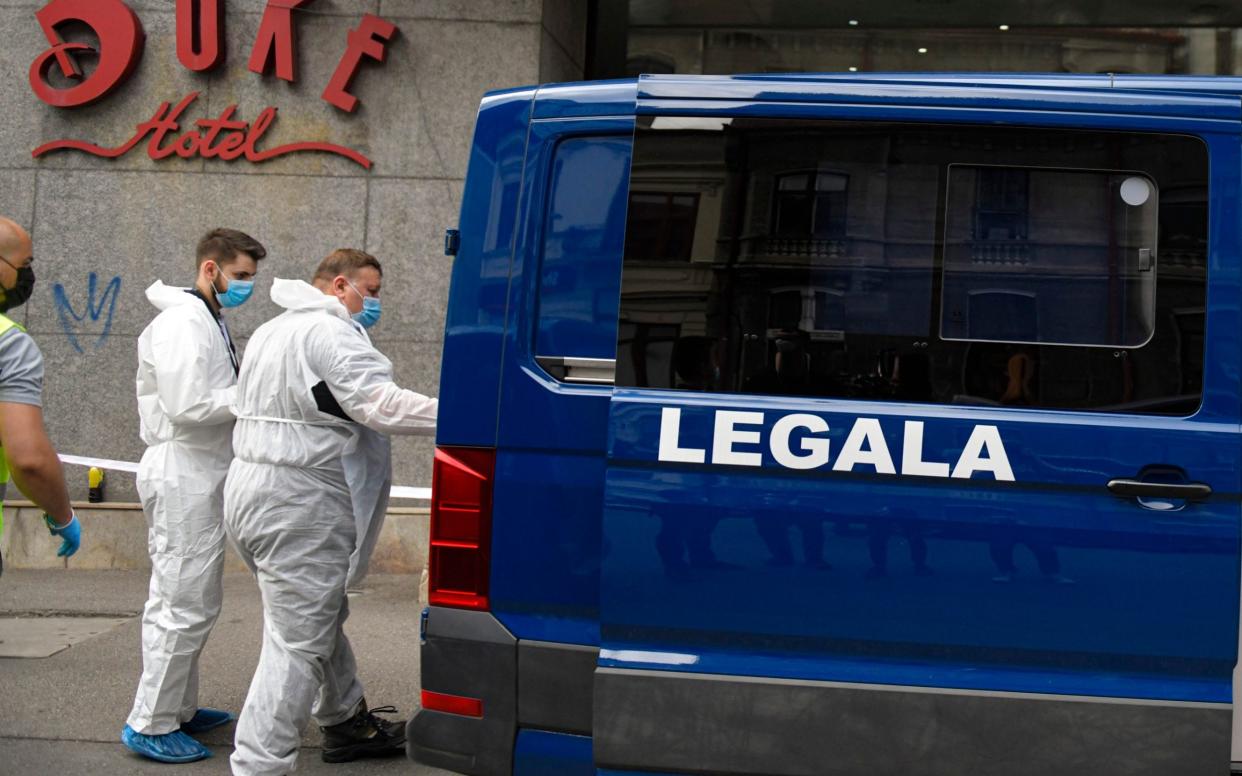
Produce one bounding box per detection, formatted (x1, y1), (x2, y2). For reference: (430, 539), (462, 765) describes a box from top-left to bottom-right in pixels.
(0, 312), (23, 543)
(0, 312), (25, 488)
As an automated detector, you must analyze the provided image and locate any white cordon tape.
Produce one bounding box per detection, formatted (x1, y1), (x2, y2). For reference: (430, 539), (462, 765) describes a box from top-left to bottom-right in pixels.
(389, 485), (433, 500)
(57, 454), (433, 501)
(58, 454), (139, 473)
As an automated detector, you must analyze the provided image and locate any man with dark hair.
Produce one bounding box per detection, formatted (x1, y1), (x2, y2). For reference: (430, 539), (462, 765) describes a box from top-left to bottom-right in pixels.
(196, 227), (267, 269)
(123, 227), (266, 764)
(224, 249), (436, 775)
(0, 216), (81, 573)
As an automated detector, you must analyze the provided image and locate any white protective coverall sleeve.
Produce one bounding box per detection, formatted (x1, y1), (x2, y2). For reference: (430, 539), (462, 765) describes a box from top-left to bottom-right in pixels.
(149, 318), (236, 427)
(307, 321), (437, 436)
(343, 427), (391, 588)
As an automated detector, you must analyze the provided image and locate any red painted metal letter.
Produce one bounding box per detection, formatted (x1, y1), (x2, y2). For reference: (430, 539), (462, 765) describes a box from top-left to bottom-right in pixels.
(176, 0), (225, 72)
(321, 15), (398, 113)
(248, 0), (314, 83)
(29, 0), (145, 108)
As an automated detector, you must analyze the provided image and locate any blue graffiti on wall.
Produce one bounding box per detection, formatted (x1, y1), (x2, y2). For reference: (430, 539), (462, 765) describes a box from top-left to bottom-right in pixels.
(54, 273), (122, 353)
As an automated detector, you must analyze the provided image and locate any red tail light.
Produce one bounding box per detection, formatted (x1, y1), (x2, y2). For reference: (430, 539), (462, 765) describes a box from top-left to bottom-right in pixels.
(421, 689), (484, 718)
(428, 446), (495, 610)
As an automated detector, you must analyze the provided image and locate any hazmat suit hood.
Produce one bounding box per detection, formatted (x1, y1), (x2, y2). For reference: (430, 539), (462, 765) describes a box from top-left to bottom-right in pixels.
(269, 278), (351, 318)
(145, 280), (199, 312)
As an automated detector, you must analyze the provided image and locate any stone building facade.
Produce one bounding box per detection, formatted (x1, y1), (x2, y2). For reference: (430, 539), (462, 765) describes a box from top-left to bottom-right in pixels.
(0, 0), (587, 503)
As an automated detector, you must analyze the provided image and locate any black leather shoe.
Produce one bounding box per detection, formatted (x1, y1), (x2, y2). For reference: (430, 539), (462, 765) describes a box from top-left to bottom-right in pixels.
(320, 701), (406, 763)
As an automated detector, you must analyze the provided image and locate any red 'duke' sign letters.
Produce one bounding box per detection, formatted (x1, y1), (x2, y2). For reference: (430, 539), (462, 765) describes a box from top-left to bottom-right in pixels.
(29, 0), (398, 169)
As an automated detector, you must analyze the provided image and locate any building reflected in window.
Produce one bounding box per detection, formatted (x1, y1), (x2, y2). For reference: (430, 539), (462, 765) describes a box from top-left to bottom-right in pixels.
(625, 192), (699, 262)
(616, 116), (1208, 415)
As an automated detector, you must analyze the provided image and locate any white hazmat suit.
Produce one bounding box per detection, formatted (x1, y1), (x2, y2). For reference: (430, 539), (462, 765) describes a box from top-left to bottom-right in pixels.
(224, 278), (437, 776)
(128, 281), (239, 735)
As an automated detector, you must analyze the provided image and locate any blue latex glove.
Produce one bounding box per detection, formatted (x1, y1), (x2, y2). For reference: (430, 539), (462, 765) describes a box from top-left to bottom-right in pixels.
(45, 513), (81, 558)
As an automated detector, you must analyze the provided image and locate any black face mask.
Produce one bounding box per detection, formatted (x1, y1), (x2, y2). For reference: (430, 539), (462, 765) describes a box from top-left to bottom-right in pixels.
(0, 263), (35, 313)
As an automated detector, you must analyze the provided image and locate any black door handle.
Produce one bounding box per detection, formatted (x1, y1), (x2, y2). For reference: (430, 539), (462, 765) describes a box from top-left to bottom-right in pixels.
(1107, 479), (1212, 500)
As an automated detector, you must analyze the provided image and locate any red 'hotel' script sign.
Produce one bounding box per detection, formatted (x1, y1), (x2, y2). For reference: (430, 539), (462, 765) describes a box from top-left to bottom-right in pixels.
(33, 93), (373, 168)
(29, 0), (397, 169)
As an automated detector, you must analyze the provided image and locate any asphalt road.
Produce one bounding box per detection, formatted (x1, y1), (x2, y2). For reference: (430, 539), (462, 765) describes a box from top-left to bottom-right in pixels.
(0, 569), (452, 776)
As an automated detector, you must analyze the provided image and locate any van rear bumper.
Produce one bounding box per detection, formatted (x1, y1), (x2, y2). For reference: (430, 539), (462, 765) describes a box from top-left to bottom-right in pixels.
(407, 607), (516, 775)
(594, 667), (1231, 776)
(407, 606), (597, 776)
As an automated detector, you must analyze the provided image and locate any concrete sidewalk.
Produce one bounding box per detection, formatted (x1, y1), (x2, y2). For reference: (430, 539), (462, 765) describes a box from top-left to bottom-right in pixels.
(0, 570), (452, 776)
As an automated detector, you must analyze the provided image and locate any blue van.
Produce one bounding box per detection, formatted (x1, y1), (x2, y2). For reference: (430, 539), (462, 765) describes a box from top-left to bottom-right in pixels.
(408, 74), (1242, 776)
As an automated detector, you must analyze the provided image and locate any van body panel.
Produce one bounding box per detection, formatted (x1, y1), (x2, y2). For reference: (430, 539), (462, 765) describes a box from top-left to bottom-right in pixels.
(512, 730), (593, 776)
(488, 120), (633, 646)
(600, 393), (1240, 701)
(692, 72), (1242, 96)
(489, 448), (607, 643)
(636, 99), (1238, 136)
(636, 73), (1242, 121)
(531, 80), (638, 120)
(438, 87), (536, 448)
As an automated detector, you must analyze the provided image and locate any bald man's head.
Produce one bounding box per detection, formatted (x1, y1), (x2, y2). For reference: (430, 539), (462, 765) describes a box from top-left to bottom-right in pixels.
(0, 217), (34, 313)
(0, 218), (31, 265)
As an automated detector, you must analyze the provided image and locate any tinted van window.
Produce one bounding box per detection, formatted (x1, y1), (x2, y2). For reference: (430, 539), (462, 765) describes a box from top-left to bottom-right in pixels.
(616, 117), (1207, 415)
(536, 136), (631, 360)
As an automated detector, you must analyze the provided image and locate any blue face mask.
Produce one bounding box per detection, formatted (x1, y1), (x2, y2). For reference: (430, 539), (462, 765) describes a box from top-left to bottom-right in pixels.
(347, 280), (382, 329)
(215, 276), (254, 308)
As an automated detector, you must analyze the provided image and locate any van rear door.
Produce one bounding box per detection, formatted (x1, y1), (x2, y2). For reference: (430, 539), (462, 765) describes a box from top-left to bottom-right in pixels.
(595, 83), (1242, 776)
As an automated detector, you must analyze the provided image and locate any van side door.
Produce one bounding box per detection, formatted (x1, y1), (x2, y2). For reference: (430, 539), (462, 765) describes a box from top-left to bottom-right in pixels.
(489, 112), (633, 741)
(595, 96), (1242, 776)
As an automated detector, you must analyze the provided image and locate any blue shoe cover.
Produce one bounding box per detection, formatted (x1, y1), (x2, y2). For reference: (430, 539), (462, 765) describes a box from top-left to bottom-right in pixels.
(121, 725), (213, 763)
(181, 708), (234, 735)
